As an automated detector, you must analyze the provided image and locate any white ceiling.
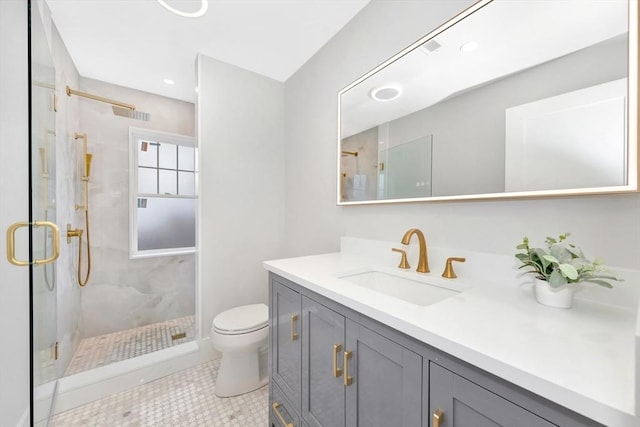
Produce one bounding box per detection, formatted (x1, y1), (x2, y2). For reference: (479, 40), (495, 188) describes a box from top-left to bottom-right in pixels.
(45, 0), (370, 103)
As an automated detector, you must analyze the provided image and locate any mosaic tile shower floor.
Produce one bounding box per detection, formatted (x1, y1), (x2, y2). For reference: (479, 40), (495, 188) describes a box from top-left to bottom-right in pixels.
(50, 358), (269, 426)
(65, 315), (196, 376)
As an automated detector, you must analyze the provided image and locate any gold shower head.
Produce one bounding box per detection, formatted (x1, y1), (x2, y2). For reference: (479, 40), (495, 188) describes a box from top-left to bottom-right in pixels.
(85, 153), (93, 178)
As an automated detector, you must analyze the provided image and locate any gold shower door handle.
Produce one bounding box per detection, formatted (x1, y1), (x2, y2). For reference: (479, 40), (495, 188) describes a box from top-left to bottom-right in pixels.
(6, 221), (60, 266)
(433, 408), (444, 427)
(332, 344), (343, 377)
(272, 402), (295, 427)
(343, 350), (353, 386)
(290, 314), (298, 341)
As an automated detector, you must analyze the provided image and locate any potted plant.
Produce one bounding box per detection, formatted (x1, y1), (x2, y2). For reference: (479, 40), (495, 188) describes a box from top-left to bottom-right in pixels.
(515, 233), (621, 308)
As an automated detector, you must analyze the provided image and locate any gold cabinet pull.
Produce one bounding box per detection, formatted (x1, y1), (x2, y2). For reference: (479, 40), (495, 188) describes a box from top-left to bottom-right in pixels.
(272, 402), (294, 427)
(343, 350), (353, 386)
(332, 344), (343, 377)
(7, 221), (60, 266)
(290, 314), (298, 341)
(432, 408), (444, 427)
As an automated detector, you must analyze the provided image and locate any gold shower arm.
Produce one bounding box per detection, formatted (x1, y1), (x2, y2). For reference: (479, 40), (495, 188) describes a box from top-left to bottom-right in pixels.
(66, 85), (136, 111)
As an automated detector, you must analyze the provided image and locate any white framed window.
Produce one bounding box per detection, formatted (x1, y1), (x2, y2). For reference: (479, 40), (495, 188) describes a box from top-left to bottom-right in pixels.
(129, 127), (197, 258)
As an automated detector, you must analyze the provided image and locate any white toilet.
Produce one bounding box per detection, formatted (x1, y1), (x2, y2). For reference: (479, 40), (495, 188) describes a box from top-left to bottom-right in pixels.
(210, 303), (269, 397)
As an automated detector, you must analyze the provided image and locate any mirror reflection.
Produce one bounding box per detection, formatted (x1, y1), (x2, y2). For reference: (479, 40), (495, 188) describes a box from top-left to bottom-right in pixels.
(339, 0), (635, 203)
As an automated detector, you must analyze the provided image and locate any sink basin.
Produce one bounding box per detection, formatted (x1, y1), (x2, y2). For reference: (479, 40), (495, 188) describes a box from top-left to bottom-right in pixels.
(336, 267), (467, 306)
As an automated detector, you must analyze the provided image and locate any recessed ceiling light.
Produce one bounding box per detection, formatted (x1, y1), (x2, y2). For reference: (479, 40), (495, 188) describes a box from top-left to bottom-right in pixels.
(460, 41), (479, 53)
(369, 85), (402, 102)
(163, 78), (175, 85)
(156, 0), (209, 18)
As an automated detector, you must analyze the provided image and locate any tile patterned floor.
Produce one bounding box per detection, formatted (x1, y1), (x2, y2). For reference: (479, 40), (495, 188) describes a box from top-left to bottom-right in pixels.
(50, 358), (269, 426)
(65, 316), (196, 376)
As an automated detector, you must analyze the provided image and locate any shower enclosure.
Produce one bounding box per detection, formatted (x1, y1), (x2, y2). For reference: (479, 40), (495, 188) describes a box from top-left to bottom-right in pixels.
(27, 2), (198, 424)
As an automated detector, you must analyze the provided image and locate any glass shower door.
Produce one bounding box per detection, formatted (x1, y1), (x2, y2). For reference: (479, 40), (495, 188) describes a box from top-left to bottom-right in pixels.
(30, 2), (59, 423)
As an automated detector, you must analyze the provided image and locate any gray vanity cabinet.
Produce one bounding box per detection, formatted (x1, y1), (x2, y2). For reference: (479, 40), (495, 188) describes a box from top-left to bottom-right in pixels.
(271, 279), (302, 415)
(429, 362), (555, 427)
(269, 273), (602, 427)
(301, 295), (422, 427)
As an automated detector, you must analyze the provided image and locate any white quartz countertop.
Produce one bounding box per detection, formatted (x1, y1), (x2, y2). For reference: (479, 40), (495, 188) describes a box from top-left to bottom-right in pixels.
(264, 247), (639, 427)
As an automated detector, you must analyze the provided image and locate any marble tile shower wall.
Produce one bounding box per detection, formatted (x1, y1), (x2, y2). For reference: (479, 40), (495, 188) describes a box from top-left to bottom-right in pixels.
(78, 77), (196, 338)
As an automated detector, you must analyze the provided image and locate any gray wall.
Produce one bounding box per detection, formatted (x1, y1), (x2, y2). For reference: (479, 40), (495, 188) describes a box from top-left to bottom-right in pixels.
(0, 1), (30, 425)
(197, 54), (286, 345)
(283, 0), (640, 270)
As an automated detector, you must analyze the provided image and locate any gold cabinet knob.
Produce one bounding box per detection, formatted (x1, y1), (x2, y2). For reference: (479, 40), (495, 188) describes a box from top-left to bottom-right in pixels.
(441, 257), (466, 279)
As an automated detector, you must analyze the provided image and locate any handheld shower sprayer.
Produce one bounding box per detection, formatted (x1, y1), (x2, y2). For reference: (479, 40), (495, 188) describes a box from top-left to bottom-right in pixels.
(69, 131), (93, 287)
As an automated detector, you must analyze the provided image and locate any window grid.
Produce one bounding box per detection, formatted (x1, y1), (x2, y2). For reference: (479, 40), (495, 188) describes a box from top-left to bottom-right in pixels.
(138, 141), (196, 197)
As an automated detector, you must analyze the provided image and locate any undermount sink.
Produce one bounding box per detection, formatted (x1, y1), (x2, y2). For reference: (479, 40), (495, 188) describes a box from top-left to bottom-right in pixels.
(336, 267), (469, 307)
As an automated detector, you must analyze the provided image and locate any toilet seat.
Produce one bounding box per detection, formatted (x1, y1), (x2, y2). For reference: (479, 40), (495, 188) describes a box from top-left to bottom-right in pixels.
(213, 303), (268, 335)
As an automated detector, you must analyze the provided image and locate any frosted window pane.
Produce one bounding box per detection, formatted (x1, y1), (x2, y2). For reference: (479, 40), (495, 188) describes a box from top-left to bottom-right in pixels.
(137, 197), (196, 251)
(138, 168), (157, 194)
(138, 140), (157, 167)
(178, 146), (195, 171)
(178, 171), (195, 196)
(159, 143), (177, 169)
(159, 170), (177, 195)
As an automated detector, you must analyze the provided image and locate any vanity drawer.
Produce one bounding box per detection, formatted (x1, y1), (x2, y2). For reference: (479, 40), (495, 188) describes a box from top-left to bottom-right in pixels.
(271, 381), (300, 427)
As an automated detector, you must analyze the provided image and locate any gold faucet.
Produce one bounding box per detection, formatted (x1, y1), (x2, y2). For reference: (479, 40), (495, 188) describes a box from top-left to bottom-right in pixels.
(401, 228), (429, 273)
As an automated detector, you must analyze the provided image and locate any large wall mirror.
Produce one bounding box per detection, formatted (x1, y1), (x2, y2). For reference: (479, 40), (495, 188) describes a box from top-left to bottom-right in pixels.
(338, 0), (638, 204)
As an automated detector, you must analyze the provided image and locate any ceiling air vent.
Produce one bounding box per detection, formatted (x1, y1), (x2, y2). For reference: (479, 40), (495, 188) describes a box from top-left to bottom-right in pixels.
(421, 39), (442, 55)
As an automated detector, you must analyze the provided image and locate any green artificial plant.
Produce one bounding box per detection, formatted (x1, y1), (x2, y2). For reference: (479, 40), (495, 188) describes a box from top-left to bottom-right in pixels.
(515, 233), (621, 288)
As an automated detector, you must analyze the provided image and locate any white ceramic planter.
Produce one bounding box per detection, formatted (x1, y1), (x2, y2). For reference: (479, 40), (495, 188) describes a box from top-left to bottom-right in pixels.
(534, 278), (574, 308)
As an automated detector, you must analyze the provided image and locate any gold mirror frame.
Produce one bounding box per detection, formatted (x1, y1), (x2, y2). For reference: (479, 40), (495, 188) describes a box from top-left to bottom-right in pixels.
(337, 0), (639, 205)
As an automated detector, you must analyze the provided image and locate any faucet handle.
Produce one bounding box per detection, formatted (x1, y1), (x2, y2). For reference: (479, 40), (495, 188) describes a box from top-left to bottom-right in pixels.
(392, 248), (410, 269)
(442, 257), (466, 279)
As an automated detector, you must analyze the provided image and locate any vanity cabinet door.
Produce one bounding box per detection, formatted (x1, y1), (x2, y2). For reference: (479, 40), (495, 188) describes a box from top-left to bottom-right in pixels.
(302, 296), (346, 427)
(271, 279), (302, 414)
(429, 363), (555, 427)
(345, 319), (422, 427)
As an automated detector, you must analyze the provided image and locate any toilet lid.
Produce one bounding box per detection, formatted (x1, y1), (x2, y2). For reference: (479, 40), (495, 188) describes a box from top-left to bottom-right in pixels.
(213, 303), (268, 333)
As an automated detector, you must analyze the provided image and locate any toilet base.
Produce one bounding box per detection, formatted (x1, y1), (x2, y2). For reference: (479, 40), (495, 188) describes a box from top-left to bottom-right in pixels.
(214, 349), (268, 397)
